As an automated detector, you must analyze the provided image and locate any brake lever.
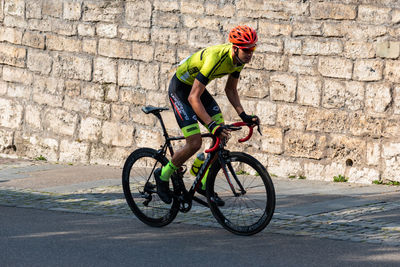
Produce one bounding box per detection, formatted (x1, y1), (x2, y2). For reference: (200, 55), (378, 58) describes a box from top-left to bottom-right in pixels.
(257, 124), (262, 136)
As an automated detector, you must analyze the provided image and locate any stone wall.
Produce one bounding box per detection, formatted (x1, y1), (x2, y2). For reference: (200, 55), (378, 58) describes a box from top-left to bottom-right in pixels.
(1, 0), (400, 183)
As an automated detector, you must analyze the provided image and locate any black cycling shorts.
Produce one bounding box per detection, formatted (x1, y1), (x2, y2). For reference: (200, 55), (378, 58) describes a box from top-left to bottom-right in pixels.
(168, 74), (224, 137)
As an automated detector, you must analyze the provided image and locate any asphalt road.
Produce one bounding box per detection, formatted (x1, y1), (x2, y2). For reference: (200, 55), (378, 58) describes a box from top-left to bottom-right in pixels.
(1, 206), (399, 267)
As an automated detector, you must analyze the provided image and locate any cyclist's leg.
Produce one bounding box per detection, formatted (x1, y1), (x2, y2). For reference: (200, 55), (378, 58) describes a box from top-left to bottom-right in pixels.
(197, 90), (224, 189)
(161, 75), (203, 182)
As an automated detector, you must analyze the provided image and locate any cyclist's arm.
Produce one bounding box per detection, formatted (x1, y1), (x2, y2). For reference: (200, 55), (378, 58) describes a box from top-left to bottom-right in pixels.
(225, 74), (244, 115)
(188, 79), (213, 125)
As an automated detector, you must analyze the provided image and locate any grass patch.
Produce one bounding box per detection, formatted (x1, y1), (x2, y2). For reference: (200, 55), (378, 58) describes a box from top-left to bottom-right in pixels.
(373, 179), (400, 186)
(34, 155), (47, 161)
(236, 170), (250, 175)
(333, 174), (348, 183)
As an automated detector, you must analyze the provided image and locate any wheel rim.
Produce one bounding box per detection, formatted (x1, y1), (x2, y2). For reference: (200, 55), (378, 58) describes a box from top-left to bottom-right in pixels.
(127, 156), (174, 220)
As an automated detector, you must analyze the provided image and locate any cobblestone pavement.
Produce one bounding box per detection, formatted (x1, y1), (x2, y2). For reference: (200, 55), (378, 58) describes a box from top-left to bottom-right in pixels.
(1, 158), (399, 246)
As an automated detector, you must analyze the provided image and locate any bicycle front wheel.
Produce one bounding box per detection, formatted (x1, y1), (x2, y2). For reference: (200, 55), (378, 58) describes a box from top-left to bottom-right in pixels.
(122, 148), (179, 227)
(207, 152), (275, 235)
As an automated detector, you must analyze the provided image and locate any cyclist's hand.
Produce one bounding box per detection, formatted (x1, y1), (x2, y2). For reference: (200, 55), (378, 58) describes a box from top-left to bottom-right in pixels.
(239, 111), (260, 126)
(208, 121), (229, 139)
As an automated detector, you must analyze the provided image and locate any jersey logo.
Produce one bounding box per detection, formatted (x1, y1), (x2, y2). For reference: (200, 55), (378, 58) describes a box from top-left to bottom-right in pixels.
(188, 67), (199, 75)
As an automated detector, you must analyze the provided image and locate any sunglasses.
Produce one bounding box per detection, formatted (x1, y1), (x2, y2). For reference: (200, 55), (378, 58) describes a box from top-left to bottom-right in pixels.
(234, 45), (256, 52)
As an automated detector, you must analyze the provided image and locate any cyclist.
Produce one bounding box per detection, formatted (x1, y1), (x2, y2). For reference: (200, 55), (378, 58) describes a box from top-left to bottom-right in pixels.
(155, 25), (260, 205)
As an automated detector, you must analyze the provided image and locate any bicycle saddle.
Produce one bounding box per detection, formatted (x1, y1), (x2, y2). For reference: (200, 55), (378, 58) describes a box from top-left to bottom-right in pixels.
(141, 105), (169, 114)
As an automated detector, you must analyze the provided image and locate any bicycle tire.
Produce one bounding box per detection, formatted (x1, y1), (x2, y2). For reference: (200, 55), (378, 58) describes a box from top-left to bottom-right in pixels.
(206, 152), (275, 235)
(122, 148), (179, 227)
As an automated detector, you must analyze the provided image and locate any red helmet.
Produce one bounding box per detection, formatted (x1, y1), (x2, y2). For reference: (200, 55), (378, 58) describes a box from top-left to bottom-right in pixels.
(229, 25), (258, 48)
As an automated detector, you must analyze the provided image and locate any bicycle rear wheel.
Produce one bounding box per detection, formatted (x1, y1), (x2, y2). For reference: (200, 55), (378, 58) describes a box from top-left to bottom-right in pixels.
(207, 152), (275, 235)
(122, 148), (179, 227)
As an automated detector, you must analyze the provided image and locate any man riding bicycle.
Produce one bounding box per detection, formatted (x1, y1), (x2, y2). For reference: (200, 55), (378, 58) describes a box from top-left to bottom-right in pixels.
(155, 25), (260, 205)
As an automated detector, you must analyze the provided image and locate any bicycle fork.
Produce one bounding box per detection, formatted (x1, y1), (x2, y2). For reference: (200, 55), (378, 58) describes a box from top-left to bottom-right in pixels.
(219, 152), (246, 196)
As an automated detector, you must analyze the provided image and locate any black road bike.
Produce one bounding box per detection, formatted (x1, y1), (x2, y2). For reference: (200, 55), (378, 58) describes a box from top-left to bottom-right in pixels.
(122, 106), (275, 235)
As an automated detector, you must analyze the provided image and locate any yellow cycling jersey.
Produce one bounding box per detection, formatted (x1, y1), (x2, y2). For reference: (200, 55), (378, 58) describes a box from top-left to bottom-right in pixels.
(176, 43), (244, 86)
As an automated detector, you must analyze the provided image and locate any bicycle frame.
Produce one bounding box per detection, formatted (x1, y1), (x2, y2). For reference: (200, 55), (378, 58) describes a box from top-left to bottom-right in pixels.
(150, 109), (256, 211)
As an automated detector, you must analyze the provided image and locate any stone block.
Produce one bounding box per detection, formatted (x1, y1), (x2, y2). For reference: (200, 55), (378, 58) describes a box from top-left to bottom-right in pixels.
(284, 38), (302, 55)
(0, 81), (7, 95)
(119, 27), (150, 42)
(63, 1), (81, 20)
(63, 96), (90, 114)
(46, 34), (81, 52)
(126, 0), (152, 27)
(26, 0), (42, 19)
(102, 121), (134, 147)
(382, 119), (400, 138)
(256, 100), (276, 126)
(81, 83), (104, 101)
(118, 61), (138, 87)
(304, 162), (326, 181)
(33, 76), (64, 95)
(154, 44), (176, 64)
(257, 38), (283, 53)
(277, 104), (307, 130)
(0, 26), (23, 44)
(53, 53), (92, 81)
(82, 39), (97, 54)
(322, 79), (364, 110)
(270, 73), (297, 102)
(318, 57), (352, 79)
(111, 104), (130, 122)
(5, 0), (25, 17)
(345, 23), (386, 41)
(154, 11), (180, 28)
(59, 140), (89, 163)
(310, 2), (356, 20)
(0, 98), (23, 129)
(181, 1), (204, 15)
(135, 127), (164, 148)
(120, 87), (146, 106)
(353, 59), (383, 81)
(43, 108), (78, 136)
(90, 144), (131, 166)
(82, 1), (123, 23)
(258, 21), (292, 36)
(238, 70), (270, 99)
(285, 131), (326, 159)
(2, 66), (33, 85)
(96, 23), (117, 38)
(289, 56), (318, 75)
(322, 22), (346, 37)
(42, 0), (62, 18)
(204, 2), (235, 17)
(344, 41), (375, 59)
(15, 133), (58, 161)
(132, 42), (154, 62)
(65, 80), (81, 97)
(79, 117), (102, 141)
(0, 42), (26, 67)
(367, 141), (381, 166)
(139, 63), (159, 90)
(327, 134), (366, 165)
(376, 42), (400, 59)
(306, 107), (349, 133)
(264, 54), (287, 71)
(22, 31), (45, 49)
(93, 57), (117, 83)
(154, 0), (179, 11)
(358, 5), (391, 24)
(303, 39), (343, 56)
(78, 24), (95, 37)
(384, 60), (400, 83)
(27, 50), (52, 75)
(392, 9), (400, 24)
(267, 155), (303, 178)
(349, 112), (383, 138)
(99, 38), (131, 59)
(365, 82), (391, 113)
(7, 83), (30, 99)
(188, 29), (223, 48)
(4, 14), (28, 28)
(394, 85), (400, 115)
(261, 127), (283, 154)
(293, 22), (322, 37)
(297, 76), (322, 107)
(348, 167), (380, 184)
(130, 106), (155, 126)
(33, 92), (63, 107)
(90, 101), (111, 120)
